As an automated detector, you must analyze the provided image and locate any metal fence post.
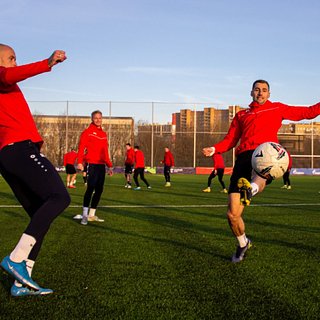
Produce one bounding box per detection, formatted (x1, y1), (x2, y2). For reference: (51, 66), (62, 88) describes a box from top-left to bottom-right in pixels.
(151, 102), (154, 168)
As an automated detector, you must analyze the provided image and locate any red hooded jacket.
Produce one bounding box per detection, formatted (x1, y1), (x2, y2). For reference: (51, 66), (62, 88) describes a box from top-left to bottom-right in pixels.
(134, 149), (145, 168)
(212, 153), (225, 169)
(125, 147), (135, 166)
(77, 123), (112, 167)
(63, 150), (78, 166)
(162, 150), (174, 166)
(0, 60), (51, 150)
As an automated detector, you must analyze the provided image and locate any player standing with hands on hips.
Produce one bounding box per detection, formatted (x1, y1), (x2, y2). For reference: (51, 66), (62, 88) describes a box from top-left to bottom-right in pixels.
(0, 44), (70, 296)
(203, 79), (320, 263)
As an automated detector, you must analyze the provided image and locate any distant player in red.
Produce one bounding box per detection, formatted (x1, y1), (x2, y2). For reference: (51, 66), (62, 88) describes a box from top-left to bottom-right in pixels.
(124, 143), (135, 188)
(203, 79), (320, 263)
(76, 110), (113, 225)
(0, 44), (70, 296)
(63, 148), (78, 188)
(281, 150), (292, 190)
(161, 147), (174, 187)
(133, 146), (151, 190)
(202, 153), (227, 193)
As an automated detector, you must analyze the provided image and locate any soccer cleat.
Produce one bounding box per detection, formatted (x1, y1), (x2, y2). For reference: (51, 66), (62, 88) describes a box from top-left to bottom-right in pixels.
(88, 216), (104, 222)
(73, 214), (82, 220)
(231, 238), (252, 263)
(11, 283), (53, 297)
(287, 186), (291, 190)
(81, 215), (88, 225)
(147, 186), (152, 189)
(68, 185), (76, 189)
(0, 256), (40, 290)
(124, 184), (128, 188)
(165, 182), (171, 187)
(281, 185), (287, 189)
(202, 187), (211, 193)
(133, 187), (141, 191)
(127, 185), (132, 189)
(221, 188), (228, 194)
(237, 178), (253, 206)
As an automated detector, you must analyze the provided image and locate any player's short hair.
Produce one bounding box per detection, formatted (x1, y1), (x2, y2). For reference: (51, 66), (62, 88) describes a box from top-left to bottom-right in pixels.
(126, 143), (131, 147)
(252, 79), (270, 91)
(91, 110), (102, 120)
(134, 145), (139, 149)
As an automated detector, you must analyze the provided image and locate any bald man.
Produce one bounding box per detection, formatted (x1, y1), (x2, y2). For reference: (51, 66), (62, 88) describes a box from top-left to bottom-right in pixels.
(0, 44), (70, 296)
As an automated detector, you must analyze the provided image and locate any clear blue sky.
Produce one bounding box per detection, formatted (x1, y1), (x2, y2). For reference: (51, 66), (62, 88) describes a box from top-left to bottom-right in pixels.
(2, 0), (320, 119)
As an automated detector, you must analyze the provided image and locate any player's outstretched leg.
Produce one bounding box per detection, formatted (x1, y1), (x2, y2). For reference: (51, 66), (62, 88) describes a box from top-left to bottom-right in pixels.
(237, 178), (253, 206)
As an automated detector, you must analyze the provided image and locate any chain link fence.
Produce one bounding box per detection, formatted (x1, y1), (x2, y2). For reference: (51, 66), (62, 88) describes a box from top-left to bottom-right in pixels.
(29, 101), (320, 168)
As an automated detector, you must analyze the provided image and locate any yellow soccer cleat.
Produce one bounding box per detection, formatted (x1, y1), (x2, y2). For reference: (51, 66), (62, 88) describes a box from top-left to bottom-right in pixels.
(237, 178), (253, 206)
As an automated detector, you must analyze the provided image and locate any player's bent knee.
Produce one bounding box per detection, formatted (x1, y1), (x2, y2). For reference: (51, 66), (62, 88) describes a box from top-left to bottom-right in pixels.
(52, 189), (71, 211)
(227, 210), (240, 223)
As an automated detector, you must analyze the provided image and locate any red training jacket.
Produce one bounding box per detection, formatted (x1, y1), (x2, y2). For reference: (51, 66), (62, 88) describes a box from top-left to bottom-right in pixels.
(0, 60), (51, 150)
(125, 147), (135, 165)
(63, 150), (78, 166)
(214, 100), (320, 156)
(135, 149), (145, 168)
(212, 153), (225, 169)
(162, 150), (174, 166)
(77, 123), (112, 167)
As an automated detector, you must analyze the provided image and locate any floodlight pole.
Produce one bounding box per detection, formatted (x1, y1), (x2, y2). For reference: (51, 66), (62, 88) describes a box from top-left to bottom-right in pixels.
(151, 102), (154, 168)
(65, 100), (69, 153)
(108, 101), (112, 159)
(311, 121), (314, 168)
(193, 106), (197, 168)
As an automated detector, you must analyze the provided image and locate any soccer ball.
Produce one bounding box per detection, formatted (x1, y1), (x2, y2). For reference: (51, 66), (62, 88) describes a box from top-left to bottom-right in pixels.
(251, 142), (289, 180)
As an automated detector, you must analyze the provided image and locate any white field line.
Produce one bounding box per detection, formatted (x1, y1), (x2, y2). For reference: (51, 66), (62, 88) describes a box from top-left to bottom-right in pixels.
(0, 203), (320, 208)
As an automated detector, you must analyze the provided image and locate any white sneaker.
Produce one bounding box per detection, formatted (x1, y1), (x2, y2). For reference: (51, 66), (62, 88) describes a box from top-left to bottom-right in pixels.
(73, 214), (82, 220)
(88, 216), (104, 222)
(81, 216), (88, 225)
(127, 185), (132, 189)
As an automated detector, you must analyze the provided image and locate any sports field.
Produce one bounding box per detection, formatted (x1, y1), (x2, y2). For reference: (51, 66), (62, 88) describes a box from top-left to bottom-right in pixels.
(0, 173), (319, 319)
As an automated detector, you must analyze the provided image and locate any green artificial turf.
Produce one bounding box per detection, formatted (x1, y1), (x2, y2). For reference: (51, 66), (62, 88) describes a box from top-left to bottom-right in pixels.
(0, 174), (319, 319)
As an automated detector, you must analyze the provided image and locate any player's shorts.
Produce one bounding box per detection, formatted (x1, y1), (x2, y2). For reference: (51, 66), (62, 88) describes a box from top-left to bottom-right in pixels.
(125, 164), (133, 174)
(229, 150), (271, 194)
(65, 164), (76, 175)
(228, 150), (254, 194)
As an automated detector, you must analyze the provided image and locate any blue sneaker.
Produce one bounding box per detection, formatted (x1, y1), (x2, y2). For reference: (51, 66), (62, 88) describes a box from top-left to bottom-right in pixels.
(11, 283), (53, 297)
(0, 256), (40, 290)
(231, 239), (252, 263)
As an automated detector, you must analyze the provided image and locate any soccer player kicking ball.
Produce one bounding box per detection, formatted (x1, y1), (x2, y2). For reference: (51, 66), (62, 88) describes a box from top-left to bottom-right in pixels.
(203, 79), (320, 263)
(0, 44), (70, 296)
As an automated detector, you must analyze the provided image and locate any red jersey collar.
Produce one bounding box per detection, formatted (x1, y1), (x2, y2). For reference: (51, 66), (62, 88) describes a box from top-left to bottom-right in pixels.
(249, 100), (272, 109)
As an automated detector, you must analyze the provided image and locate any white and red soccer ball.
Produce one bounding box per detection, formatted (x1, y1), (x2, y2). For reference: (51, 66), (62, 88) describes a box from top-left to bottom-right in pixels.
(251, 142), (289, 180)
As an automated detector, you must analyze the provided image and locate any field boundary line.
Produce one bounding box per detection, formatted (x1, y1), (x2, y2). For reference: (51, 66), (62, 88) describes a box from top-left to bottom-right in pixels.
(1, 203), (320, 208)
